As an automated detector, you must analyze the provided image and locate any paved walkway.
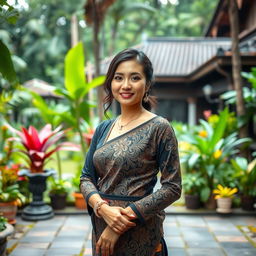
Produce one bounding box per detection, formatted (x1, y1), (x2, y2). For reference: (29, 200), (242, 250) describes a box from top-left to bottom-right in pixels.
(4, 214), (256, 256)
(5, 211), (256, 256)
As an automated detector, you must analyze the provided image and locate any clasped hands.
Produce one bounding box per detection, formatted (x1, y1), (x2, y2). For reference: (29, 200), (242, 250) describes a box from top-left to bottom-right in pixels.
(96, 204), (137, 256)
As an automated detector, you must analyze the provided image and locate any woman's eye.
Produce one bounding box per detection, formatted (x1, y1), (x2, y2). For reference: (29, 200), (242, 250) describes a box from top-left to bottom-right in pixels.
(131, 76), (141, 81)
(114, 75), (122, 81)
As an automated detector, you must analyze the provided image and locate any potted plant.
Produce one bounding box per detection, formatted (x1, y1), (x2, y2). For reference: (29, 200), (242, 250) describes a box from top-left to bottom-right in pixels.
(182, 172), (206, 209)
(213, 184), (238, 213)
(0, 164), (25, 224)
(48, 176), (71, 210)
(180, 108), (250, 209)
(0, 216), (14, 256)
(231, 156), (256, 211)
(7, 123), (80, 220)
(72, 170), (87, 210)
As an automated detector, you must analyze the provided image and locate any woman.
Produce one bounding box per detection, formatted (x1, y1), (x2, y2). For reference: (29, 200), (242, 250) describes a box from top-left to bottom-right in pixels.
(80, 48), (181, 256)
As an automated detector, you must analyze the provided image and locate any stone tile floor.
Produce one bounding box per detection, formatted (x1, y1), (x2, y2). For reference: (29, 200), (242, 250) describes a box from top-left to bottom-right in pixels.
(6, 214), (256, 256)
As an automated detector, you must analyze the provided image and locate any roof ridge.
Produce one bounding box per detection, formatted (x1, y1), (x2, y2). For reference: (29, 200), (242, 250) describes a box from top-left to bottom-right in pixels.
(147, 37), (231, 43)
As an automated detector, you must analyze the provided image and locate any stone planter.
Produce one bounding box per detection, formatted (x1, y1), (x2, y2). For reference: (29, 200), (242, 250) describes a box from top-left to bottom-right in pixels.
(184, 194), (201, 209)
(0, 201), (17, 224)
(216, 197), (232, 213)
(19, 169), (55, 221)
(0, 223), (14, 256)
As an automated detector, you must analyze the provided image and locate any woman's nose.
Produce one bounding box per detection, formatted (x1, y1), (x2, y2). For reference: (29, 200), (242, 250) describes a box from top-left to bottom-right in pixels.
(122, 78), (131, 89)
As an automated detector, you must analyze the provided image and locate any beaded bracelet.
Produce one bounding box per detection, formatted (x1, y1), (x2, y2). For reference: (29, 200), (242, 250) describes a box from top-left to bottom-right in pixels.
(93, 200), (109, 218)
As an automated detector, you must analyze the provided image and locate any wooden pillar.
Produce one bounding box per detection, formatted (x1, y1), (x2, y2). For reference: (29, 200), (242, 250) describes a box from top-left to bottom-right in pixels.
(71, 14), (79, 47)
(187, 97), (197, 126)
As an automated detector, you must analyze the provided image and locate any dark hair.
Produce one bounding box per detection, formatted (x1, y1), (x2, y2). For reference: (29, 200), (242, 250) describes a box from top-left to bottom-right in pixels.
(103, 48), (155, 117)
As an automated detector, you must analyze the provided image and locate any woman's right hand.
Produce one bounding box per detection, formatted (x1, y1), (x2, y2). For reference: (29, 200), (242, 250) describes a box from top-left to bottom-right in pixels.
(96, 226), (120, 256)
(98, 204), (136, 234)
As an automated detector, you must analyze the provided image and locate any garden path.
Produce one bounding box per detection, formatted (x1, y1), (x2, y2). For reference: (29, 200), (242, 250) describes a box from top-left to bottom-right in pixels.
(6, 209), (256, 256)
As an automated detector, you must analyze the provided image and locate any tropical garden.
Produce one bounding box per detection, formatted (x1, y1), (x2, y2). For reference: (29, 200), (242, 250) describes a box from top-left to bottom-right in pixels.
(0, 2), (256, 247)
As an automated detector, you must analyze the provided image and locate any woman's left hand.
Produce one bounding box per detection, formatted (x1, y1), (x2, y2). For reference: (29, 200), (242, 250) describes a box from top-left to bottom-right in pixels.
(96, 226), (120, 256)
(98, 204), (136, 234)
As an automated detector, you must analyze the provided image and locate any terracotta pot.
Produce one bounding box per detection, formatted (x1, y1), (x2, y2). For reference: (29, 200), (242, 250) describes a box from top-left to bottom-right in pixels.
(73, 192), (87, 210)
(0, 201), (17, 224)
(241, 195), (255, 211)
(0, 223), (14, 256)
(49, 193), (67, 210)
(216, 197), (232, 213)
(185, 194), (201, 209)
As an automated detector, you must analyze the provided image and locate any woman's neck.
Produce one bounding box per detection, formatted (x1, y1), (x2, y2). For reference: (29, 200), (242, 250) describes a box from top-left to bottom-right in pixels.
(119, 105), (145, 122)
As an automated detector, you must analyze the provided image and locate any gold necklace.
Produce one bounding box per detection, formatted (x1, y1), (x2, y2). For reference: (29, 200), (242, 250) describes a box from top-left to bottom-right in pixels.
(117, 113), (142, 131)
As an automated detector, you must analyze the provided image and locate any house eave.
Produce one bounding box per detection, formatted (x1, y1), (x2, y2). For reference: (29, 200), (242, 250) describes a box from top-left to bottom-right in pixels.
(154, 54), (256, 83)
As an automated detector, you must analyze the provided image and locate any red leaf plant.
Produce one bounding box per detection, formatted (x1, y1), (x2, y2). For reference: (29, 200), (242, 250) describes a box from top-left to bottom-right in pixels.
(83, 128), (95, 147)
(6, 124), (80, 173)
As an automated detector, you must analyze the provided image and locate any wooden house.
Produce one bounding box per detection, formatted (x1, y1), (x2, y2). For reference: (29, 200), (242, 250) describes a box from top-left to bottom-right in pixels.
(101, 0), (256, 125)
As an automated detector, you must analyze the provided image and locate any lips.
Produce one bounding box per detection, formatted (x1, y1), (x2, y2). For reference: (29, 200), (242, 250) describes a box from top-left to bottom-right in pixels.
(120, 93), (134, 99)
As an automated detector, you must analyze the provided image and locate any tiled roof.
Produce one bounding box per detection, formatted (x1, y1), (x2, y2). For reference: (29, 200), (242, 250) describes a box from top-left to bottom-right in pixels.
(101, 37), (231, 77)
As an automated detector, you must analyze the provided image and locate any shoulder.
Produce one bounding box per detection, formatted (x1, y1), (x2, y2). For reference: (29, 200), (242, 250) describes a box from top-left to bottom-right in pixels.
(95, 119), (115, 136)
(97, 119), (113, 130)
(153, 116), (176, 138)
(154, 116), (172, 130)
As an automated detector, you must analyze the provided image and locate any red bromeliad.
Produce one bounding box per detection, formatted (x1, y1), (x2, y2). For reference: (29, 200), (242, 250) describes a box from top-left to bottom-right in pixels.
(83, 128), (95, 146)
(7, 124), (80, 173)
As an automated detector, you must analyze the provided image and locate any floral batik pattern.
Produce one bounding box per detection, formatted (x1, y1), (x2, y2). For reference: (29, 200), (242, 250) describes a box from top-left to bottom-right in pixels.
(80, 116), (181, 256)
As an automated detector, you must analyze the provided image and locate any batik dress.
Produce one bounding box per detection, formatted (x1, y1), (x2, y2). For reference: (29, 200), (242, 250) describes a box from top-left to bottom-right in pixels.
(80, 116), (181, 256)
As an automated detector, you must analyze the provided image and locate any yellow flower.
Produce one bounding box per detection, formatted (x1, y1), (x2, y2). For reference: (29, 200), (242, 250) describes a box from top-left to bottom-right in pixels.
(179, 141), (192, 151)
(15, 199), (22, 207)
(213, 184), (238, 199)
(248, 226), (256, 233)
(199, 130), (208, 137)
(1, 125), (7, 131)
(208, 114), (219, 125)
(213, 149), (222, 159)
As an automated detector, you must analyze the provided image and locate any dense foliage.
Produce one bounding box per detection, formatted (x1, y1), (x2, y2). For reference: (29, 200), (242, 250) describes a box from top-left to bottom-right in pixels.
(178, 108), (251, 203)
(1, 0), (218, 86)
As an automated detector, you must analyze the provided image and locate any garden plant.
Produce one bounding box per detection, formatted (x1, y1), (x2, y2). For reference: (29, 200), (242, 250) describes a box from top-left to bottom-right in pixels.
(180, 108), (251, 207)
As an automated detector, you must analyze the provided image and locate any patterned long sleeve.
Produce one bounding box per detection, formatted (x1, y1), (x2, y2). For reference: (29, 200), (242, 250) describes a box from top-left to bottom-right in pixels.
(80, 128), (100, 207)
(129, 122), (182, 222)
(80, 120), (112, 211)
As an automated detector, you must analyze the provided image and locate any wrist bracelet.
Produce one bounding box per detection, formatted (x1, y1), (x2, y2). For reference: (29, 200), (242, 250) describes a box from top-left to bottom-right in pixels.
(94, 200), (109, 218)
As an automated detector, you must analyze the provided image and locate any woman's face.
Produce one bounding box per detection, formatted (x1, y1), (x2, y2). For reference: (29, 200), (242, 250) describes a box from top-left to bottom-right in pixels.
(111, 59), (147, 108)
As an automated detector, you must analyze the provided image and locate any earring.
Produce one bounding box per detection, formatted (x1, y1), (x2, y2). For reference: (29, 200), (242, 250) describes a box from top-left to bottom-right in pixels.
(143, 92), (149, 102)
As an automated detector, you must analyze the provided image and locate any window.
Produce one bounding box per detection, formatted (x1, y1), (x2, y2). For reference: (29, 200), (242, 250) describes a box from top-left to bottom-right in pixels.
(155, 99), (187, 122)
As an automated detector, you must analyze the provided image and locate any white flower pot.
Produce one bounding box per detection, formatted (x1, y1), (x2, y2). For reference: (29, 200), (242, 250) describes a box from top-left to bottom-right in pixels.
(216, 197), (232, 213)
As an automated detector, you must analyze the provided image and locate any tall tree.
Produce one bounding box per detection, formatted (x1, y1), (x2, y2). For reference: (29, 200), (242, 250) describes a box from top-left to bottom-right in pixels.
(100, 0), (218, 55)
(228, 0), (247, 139)
(84, 0), (116, 120)
(2, 0), (85, 86)
(106, 2), (155, 55)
